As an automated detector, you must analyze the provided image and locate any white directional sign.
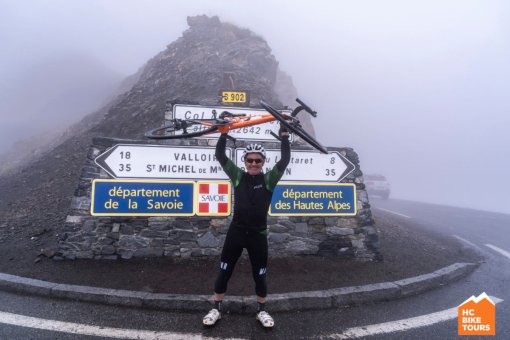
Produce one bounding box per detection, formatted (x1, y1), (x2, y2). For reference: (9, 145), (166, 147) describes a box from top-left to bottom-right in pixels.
(170, 104), (292, 141)
(96, 144), (355, 182)
(95, 144), (231, 180)
(235, 149), (355, 182)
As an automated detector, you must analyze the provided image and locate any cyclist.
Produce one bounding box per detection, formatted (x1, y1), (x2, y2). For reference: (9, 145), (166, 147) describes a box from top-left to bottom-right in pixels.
(203, 125), (290, 328)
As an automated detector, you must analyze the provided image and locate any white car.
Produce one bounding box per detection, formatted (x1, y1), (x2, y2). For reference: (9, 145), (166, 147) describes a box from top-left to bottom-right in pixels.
(364, 174), (391, 199)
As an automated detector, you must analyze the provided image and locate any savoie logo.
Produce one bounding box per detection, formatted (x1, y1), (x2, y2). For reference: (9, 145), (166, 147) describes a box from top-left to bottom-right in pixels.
(458, 292), (496, 336)
(196, 181), (231, 216)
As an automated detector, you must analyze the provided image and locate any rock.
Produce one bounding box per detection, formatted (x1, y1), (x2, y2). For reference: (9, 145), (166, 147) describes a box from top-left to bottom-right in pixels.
(269, 225), (289, 233)
(197, 231), (220, 248)
(40, 248), (56, 258)
(324, 217), (337, 226)
(120, 224), (134, 235)
(119, 249), (134, 260)
(326, 227), (355, 236)
(139, 230), (169, 238)
(111, 223), (120, 233)
(97, 237), (114, 245)
(133, 248), (163, 258)
(269, 233), (289, 244)
(308, 217), (324, 225)
(294, 223), (308, 234)
(285, 240), (317, 254)
(210, 218), (227, 227)
(118, 236), (150, 249)
(29, 228), (49, 237)
(318, 237), (352, 256)
(171, 230), (195, 242)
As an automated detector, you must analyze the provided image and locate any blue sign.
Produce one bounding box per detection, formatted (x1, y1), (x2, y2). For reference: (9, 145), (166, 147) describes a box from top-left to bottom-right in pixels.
(91, 180), (195, 216)
(269, 183), (356, 216)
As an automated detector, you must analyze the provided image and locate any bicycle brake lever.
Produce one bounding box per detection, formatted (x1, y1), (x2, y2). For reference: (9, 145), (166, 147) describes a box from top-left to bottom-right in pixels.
(270, 131), (282, 141)
(295, 98), (317, 117)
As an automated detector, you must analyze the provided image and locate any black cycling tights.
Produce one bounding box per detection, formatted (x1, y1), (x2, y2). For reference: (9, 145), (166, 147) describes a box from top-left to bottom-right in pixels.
(214, 226), (268, 297)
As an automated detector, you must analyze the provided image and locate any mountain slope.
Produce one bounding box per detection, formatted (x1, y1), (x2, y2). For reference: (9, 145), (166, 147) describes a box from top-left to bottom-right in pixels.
(0, 15), (303, 259)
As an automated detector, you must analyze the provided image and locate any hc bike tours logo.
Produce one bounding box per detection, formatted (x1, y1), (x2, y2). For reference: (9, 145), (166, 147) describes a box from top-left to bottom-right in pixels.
(196, 181), (231, 216)
(458, 292), (496, 336)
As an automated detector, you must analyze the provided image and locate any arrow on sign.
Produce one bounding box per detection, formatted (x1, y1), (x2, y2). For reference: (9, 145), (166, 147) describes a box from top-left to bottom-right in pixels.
(235, 149), (355, 182)
(95, 144), (231, 180)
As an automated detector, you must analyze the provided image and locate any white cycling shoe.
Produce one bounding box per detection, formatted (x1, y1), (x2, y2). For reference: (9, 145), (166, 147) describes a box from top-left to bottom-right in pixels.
(203, 308), (221, 326)
(256, 310), (274, 328)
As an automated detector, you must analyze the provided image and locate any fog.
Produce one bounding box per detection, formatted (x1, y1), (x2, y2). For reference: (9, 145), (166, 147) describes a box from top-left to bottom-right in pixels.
(1, 0), (509, 214)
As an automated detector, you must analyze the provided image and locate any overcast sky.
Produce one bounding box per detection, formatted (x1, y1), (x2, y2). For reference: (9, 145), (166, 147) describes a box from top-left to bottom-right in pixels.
(1, 0), (509, 213)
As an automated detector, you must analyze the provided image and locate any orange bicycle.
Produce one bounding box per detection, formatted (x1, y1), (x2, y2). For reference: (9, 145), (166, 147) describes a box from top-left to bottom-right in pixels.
(145, 99), (328, 154)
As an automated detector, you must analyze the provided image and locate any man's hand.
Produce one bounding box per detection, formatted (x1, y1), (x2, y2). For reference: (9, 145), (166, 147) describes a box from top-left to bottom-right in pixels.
(217, 126), (230, 134)
(279, 122), (290, 138)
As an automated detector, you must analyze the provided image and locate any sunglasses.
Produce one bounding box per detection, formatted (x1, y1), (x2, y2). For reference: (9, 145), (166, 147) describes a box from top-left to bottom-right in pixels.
(246, 158), (263, 164)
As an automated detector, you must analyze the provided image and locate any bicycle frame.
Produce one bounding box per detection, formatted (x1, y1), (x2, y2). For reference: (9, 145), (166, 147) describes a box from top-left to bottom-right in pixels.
(203, 113), (288, 134)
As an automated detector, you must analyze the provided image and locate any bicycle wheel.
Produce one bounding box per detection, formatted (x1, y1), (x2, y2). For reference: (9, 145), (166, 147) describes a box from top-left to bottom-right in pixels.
(145, 119), (218, 139)
(260, 101), (329, 154)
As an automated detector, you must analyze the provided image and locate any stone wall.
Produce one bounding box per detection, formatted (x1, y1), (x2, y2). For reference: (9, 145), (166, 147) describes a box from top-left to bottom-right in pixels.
(60, 137), (380, 261)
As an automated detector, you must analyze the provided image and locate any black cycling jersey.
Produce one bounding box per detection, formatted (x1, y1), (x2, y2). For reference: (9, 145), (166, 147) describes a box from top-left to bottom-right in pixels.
(215, 134), (290, 231)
